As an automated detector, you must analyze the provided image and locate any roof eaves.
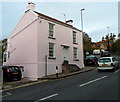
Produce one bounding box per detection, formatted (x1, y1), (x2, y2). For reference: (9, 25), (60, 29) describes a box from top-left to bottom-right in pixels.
(34, 11), (82, 32)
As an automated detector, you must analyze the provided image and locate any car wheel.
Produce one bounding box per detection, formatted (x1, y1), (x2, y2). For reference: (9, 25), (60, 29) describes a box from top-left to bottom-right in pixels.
(17, 77), (21, 81)
(3, 77), (6, 82)
(98, 69), (102, 72)
(112, 67), (116, 72)
(117, 65), (119, 69)
(4, 77), (12, 82)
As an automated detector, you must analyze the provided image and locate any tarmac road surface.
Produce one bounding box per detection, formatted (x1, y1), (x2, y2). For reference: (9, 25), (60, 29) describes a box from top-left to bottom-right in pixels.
(2, 66), (120, 101)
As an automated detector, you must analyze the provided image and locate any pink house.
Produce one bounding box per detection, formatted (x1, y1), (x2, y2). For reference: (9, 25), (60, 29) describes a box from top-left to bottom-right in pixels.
(3, 2), (84, 81)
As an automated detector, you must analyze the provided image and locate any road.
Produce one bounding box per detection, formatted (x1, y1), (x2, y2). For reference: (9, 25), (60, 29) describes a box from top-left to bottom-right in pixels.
(0, 68), (2, 102)
(2, 67), (120, 101)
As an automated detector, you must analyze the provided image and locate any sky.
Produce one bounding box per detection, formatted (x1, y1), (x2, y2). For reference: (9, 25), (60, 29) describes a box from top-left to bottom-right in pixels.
(1, 1), (119, 42)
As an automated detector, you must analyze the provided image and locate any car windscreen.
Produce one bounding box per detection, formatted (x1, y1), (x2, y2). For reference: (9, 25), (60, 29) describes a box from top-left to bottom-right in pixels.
(99, 58), (111, 63)
(86, 56), (95, 59)
(104, 52), (109, 54)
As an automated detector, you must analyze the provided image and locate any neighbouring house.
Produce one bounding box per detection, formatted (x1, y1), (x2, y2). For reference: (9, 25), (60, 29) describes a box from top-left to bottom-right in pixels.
(3, 2), (84, 81)
(92, 42), (97, 50)
(96, 41), (107, 50)
(92, 41), (107, 51)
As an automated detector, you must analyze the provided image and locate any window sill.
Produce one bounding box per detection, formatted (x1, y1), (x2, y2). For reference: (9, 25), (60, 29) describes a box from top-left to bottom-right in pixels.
(48, 36), (56, 40)
(73, 42), (78, 44)
(48, 57), (56, 59)
(74, 59), (79, 61)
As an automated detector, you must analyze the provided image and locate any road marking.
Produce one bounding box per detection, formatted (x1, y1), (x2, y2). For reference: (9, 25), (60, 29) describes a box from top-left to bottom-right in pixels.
(2, 92), (12, 97)
(79, 75), (107, 87)
(114, 69), (120, 73)
(0, 80), (48, 92)
(34, 94), (58, 102)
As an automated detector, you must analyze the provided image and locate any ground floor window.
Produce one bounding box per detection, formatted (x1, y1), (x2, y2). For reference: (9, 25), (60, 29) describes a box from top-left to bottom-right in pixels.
(3, 52), (7, 62)
(3, 51), (10, 62)
(49, 42), (55, 58)
(73, 47), (78, 60)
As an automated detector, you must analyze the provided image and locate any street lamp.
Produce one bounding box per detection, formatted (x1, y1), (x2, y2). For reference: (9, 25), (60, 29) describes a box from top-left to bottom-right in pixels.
(80, 8), (85, 63)
(107, 27), (110, 51)
(81, 8), (85, 32)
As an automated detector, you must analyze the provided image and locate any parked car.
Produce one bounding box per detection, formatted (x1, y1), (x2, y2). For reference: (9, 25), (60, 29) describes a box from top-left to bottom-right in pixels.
(1, 65), (22, 82)
(93, 49), (101, 55)
(97, 57), (119, 72)
(100, 51), (110, 57)
(84, 55), (98, 66)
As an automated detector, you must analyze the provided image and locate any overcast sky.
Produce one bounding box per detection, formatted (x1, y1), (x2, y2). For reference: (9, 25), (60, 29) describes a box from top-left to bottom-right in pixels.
(1, 1), (119, 42)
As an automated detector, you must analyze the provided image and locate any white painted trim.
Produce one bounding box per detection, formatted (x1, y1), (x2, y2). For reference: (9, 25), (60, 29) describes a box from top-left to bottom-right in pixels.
(29, 10), (39, 17)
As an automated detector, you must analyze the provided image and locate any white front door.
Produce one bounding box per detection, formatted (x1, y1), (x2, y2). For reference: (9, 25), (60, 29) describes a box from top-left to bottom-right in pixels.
(62, 47), (69, 63)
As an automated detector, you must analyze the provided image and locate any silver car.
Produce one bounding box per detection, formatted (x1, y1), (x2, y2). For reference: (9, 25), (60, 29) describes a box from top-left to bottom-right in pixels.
(97, 57), (119, 71)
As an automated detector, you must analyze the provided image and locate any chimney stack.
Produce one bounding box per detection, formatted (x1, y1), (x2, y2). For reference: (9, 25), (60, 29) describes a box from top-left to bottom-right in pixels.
(66, 20), (73, 26)
(26, 2), (35, 11)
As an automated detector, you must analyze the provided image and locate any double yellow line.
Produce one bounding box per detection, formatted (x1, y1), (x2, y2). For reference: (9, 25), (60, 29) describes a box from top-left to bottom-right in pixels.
(0, 80), (48, 92)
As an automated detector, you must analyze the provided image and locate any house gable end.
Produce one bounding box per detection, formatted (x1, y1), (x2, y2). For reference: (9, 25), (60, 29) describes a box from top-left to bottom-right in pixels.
(9, 10), (38, 39)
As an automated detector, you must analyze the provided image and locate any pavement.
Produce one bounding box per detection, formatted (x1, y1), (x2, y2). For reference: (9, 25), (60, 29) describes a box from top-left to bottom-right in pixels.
(41, 66), (96, 79)
(2, 66), (96, 91)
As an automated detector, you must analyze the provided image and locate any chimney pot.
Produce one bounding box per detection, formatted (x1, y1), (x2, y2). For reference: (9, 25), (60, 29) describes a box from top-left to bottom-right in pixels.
(26, 2), (35, 11)
(66, 20), (73, 26)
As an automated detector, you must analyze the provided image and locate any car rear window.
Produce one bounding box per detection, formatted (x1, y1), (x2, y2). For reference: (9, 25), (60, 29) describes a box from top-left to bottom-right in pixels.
(9, 66), (20, 72)
(99, 58), (111, 63)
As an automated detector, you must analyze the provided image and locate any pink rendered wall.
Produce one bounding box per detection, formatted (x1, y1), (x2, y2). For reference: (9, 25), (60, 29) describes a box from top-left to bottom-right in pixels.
(4, 10), (84, 80)
(5, 11), (38, 80)
(10, 10), (38, 37)
(37, 17), (84, 78)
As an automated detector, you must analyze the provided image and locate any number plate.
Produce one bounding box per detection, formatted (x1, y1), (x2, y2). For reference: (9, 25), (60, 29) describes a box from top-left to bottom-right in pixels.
(13, 72), (18, 74)
(102, 64), (107, 66)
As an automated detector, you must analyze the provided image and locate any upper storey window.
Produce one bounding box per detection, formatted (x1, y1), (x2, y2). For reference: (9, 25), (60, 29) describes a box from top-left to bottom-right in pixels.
(49, 23), (55, 38)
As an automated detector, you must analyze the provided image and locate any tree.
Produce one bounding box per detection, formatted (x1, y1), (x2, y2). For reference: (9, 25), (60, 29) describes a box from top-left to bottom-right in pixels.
(109, 33), (116, 45)
(111, 39), (120, 56)
(83, 32), (93, 57)
(118, 33), (120, 39)
(103, 33), (116, 51)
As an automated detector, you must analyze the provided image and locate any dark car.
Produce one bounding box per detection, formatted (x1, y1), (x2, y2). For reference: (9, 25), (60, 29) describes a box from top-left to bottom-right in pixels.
(84, 55), (98, 66)
(1, 65), (22, 82)
(100, 51), (110, 57)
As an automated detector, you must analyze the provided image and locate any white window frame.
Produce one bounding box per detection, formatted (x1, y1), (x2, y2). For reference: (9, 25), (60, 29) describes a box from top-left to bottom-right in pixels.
(73, 31), (77, 44)
(49, 42), (55, 58)
(73, 47), (78, 60)
(49, 23), (55, 38)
